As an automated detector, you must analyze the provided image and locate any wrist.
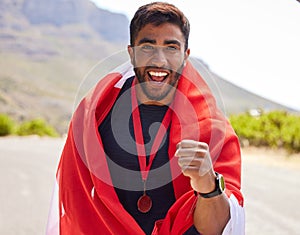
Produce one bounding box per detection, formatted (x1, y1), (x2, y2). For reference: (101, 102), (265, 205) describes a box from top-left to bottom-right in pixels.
(192, 170), (216, 193)
(194, 172), (225, 198)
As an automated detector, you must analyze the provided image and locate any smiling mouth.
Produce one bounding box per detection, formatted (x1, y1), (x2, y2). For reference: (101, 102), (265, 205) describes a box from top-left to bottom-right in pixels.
(148, 71), (169, 83)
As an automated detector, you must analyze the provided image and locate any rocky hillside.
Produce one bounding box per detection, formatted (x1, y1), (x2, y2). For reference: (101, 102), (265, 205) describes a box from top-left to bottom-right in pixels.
(0, 0), (130, 132)
(0, 0), (128, 41)
(0, 0), (295, 134)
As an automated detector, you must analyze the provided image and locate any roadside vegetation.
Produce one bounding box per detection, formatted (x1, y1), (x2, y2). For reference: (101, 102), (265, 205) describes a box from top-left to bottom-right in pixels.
(1, 110), (300, 154)
(229, 110), (300, 153)
(0, 114), (59, 137)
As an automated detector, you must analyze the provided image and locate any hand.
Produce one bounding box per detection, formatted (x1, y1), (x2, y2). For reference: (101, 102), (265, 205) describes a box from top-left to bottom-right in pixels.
(175, 139), (215, 193)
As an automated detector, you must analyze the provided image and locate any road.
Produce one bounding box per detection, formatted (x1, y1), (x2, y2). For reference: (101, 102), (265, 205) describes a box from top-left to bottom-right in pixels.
(0, 137), (300, 234)
(241, 148), (300, 234)
(0, 137), (63, 235)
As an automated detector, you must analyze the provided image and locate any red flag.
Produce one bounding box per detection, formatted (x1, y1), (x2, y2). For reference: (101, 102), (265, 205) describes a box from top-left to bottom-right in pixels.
(47, 61), (243, 235)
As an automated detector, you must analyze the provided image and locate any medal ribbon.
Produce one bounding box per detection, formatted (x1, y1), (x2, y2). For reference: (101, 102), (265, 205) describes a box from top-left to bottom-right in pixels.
(131, 80), (172, 182)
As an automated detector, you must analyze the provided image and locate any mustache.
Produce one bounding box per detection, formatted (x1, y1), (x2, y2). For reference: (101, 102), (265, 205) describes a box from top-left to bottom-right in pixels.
(133, 66), (183, 76)
(134, 65), (170, 70)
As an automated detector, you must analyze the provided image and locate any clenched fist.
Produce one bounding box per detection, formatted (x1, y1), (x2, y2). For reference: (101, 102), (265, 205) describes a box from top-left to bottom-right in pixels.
(175, 139), (216, 193)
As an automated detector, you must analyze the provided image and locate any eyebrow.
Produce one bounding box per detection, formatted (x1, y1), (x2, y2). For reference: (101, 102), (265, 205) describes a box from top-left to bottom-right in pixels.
(137, 38), (156, 45)
(137, 38), (181, 47)
(164, 40), (181, 47)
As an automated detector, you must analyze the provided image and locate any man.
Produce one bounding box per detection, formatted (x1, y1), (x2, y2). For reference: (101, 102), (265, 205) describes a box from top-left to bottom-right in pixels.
(47, 2), (245, 235)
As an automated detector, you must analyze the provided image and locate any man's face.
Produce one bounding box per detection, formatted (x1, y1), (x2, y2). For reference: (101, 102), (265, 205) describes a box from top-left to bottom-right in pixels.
(128, 23), (190, 105)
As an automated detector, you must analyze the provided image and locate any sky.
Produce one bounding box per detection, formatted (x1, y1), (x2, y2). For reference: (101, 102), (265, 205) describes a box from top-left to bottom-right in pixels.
(91, 0), (300, 111)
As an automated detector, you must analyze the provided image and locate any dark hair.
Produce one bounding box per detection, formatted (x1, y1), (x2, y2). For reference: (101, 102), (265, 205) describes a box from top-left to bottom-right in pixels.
(130, 2), (190, 51)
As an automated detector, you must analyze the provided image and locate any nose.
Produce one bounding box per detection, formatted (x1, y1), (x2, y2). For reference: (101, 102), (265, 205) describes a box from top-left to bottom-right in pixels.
(151, 48), (167, 67)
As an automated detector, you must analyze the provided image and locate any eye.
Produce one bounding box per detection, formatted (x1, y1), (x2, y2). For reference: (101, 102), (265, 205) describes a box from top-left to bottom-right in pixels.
(141, 44), (154, 51)
(167, 46), (178, 51)
(165, 45), (179, 54)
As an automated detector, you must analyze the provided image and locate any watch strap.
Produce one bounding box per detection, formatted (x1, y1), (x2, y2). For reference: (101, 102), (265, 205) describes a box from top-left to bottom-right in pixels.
(194, 172), (225, 198)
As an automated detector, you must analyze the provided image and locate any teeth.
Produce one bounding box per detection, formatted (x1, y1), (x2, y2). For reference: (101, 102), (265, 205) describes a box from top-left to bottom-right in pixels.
(149, 71), (168, 77)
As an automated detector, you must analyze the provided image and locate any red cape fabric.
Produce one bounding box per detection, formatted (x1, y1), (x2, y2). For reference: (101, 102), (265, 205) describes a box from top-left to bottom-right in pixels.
(57, 61), (243, 235)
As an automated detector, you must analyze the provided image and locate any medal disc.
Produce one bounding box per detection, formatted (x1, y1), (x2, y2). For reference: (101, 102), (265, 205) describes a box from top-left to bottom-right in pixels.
(137, 194), (152, 213)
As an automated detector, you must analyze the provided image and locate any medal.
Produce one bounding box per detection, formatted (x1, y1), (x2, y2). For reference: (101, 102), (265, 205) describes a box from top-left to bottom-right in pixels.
(131, 80), (172, 213)
(137, 180), (152, 213)
(137, 193), (152, 213)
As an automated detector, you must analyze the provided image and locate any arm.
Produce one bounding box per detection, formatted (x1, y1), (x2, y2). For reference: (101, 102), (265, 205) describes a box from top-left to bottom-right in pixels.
(176, 140), (231, 235)
(193, 171), (230, 235)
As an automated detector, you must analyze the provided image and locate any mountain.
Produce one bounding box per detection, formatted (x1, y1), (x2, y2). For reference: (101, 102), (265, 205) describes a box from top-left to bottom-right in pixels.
(1, 0), (128, 41)
(190, 58), (295, 115)
(0, 0), (130, 132)
(0, 0), (296, 134)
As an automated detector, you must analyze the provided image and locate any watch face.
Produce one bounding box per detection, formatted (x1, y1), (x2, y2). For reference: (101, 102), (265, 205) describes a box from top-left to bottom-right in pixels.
(218, 174), (225, 191)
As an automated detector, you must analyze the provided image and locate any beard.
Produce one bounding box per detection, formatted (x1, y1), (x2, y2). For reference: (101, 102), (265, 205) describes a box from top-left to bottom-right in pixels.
(133, 63), (185, 102)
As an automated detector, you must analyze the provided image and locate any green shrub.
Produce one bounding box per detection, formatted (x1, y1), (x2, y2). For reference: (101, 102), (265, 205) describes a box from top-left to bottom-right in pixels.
(0, 114), (15, 136)
(16, 118), (59, 137)
(281, 114), (300, 153)
(230, 110), (300, 153)
(230, 112), (263, 146)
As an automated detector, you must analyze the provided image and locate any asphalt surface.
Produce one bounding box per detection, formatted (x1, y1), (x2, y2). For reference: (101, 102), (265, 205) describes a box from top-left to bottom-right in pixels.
(0, 137), (300, 235)
(0, 137), (63, 235)
(241, 148), (300, 235)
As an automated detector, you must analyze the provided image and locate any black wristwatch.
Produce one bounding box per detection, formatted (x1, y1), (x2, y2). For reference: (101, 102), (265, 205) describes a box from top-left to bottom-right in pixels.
(195, 172), (225, 198)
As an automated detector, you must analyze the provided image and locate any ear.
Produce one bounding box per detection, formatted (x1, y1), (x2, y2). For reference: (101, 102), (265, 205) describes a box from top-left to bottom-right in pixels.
(183, 48), (190, 66)
(184, 48), (190, 61)
(127, 45), (134, 65)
